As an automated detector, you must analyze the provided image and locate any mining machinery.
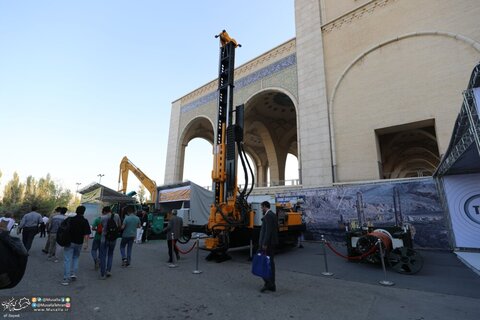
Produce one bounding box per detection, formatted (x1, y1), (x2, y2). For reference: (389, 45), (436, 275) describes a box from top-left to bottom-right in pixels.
(201, 31), (305, 261)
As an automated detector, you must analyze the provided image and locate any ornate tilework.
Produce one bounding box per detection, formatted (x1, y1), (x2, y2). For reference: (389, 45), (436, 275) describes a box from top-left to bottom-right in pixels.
(181, 54), (297, 114)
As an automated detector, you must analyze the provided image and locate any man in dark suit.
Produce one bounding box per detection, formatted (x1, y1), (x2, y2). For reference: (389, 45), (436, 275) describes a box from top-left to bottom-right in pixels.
(259, 201), (278, 292)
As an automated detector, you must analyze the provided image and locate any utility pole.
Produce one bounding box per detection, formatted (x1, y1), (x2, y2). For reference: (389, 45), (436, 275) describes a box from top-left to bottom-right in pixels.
(97, 174), (104, 183)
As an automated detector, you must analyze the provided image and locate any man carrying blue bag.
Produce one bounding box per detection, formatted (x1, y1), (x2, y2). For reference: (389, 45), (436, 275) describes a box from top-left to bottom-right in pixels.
(256, 201), (278, 293)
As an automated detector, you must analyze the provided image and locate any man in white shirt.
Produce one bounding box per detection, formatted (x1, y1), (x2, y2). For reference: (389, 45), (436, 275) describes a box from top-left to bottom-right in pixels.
(18, 206), (43, 252)
(0, 213), (16, 234)
(40, 214), (49, 237)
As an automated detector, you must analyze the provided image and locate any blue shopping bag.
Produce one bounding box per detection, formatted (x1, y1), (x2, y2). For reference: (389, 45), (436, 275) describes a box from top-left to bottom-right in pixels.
(251, 252), (272, 279)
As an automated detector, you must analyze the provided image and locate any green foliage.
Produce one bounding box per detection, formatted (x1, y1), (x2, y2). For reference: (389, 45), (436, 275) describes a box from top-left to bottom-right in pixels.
(0, 172), (75, 220)
(1, 172), (24, 217)
(138, 185), (146, 204)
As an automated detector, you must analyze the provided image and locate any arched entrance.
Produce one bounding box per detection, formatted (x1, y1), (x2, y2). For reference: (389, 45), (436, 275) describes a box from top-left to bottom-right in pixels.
(177, 117), (214, 184)
(244, 89), (298, 186)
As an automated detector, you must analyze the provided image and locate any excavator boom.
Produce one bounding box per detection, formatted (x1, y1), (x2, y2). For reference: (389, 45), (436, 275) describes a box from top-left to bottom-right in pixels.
(118, 156), (157, 203)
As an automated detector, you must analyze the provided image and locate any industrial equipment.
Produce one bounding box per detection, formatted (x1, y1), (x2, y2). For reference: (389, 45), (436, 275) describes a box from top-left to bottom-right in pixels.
(345, 226), (424, 274)
(193, 30), (305, 261)
(118, 156), (157, 205)
(202, 30), (253, 261)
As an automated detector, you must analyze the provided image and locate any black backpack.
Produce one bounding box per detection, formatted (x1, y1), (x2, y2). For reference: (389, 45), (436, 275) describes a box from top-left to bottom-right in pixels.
(0, 231), (28, 289)
(56, 218), (71, 247)
(105, 214), (119, 241)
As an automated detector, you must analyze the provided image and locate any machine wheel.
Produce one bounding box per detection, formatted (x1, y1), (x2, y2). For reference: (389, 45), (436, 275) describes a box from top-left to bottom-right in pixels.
(387, 247), (423, 274)
(356, 234), (380, 263)
(177, 229), (192, 244)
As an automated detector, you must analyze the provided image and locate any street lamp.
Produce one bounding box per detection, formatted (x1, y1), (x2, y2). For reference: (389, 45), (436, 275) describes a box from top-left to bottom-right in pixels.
(97, 174), (104, 183)
(76, 182), (82, 193)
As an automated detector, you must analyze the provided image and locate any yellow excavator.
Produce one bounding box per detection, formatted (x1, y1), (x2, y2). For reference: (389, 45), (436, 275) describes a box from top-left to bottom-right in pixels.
(118, 156), (157, 205)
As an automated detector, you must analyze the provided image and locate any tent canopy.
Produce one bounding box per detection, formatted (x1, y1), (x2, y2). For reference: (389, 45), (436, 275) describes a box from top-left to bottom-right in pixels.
(79, 182), (135, 203)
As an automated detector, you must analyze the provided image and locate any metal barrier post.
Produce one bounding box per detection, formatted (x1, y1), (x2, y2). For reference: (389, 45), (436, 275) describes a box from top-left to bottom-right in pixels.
(249, 239), (253, 261)
(168, 233), (178, 268)
(377, 239), (394, 286)
(321, 235), (334, 276)
(193, 235), (202, 274)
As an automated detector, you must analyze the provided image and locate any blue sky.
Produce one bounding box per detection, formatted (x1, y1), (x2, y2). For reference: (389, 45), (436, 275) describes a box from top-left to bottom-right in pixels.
(0, 0), (295, 195)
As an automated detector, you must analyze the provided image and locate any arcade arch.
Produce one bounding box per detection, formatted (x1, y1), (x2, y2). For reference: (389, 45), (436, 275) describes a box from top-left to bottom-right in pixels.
(177, 117), (214, 185)
(243, 89), (298, 187)
(178, 89), (299, 187)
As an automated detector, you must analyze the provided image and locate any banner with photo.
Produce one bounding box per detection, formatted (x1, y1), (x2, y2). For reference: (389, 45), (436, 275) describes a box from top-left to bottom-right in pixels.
(443, 173), (480, 249)
(276, 178), (450, 249)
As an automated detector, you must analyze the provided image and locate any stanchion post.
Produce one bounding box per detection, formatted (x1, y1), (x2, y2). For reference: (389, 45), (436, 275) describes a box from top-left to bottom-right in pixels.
(377, 239), (394, 286)
(193, 235), (202, 274)
(168, 232), (178, 268)
(248, 239), (254, 261)
(321, 235), (334, 276)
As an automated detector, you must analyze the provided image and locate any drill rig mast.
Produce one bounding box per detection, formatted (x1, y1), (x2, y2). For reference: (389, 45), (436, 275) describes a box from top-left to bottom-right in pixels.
(205, 31), (255, 260)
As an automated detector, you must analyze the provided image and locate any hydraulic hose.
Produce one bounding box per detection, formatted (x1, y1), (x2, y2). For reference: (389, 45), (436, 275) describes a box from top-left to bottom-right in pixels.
(237, 141), (249, 196)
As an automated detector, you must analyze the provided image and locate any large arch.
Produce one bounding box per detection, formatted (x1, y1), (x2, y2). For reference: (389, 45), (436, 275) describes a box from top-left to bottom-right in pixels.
(243, 87), (299, 186)
(176, 116), (214, 183)
(329, 32), (480, 182)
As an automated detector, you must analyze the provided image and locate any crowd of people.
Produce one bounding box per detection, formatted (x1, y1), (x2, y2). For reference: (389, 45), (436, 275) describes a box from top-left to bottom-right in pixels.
(0, 204), (161, 286)
(1, 202), (279, 293)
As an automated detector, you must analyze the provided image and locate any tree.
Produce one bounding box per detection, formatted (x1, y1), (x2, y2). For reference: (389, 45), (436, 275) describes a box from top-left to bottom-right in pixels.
(1, 173), (74, 218)
(1, 172), (24, 217)
(138, 185), (146, 204)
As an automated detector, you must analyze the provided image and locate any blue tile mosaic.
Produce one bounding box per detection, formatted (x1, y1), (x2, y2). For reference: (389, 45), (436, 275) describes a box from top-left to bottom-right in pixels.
(181, 53), (297, 114)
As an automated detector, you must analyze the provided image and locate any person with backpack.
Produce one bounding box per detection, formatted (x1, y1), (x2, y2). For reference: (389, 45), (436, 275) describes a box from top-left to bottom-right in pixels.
(46, 207), (67, 262)
(120, 205), (141, 267)
(91, 214), (103, 270)
(61, 206), (91, 286)
(98, 206), (121, 280)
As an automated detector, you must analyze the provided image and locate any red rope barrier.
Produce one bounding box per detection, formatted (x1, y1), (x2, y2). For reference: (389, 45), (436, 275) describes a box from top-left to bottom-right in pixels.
(175, 241), (197, 255)
(325, 241), (378, 261)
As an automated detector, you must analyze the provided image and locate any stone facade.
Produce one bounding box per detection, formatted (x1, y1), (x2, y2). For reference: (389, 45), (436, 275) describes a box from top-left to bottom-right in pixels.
(165, 0), (480, 188)
(322, 0), (480, 182)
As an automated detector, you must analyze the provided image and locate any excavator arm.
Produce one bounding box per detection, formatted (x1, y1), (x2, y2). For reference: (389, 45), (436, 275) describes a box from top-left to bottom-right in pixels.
(118, 156), (157, 203)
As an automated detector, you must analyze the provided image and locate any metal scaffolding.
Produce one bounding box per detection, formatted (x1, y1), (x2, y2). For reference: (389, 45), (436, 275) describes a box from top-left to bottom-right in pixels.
(435, 63), (480, 176)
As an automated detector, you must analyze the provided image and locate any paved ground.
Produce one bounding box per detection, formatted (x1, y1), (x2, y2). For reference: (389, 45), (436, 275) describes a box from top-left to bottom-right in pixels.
(2, 235), (480, 320)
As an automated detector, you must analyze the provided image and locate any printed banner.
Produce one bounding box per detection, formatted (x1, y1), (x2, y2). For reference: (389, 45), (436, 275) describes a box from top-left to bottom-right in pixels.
(81, 188), (102, 203)
(443, 173), (480, 249)
(276, 178), (450, 249)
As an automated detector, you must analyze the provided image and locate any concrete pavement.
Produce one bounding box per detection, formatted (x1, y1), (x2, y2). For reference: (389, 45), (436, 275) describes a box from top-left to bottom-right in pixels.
(2, 236), (479, 320)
